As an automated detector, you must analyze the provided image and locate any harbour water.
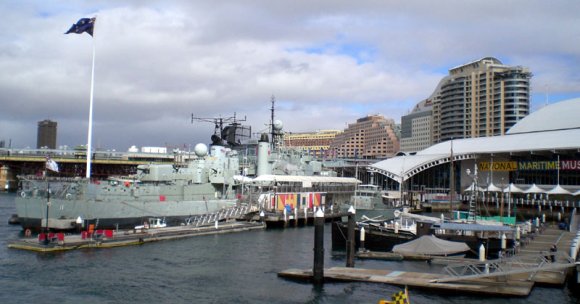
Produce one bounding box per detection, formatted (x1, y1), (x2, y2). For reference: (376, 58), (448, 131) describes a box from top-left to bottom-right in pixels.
(0, 192), (577, 303)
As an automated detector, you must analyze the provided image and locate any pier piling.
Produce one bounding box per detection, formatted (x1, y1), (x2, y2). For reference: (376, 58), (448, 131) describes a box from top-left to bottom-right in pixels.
(313, 208), (325, 285)
(360, 226), (366, 252)
(346, 206), (355, 267)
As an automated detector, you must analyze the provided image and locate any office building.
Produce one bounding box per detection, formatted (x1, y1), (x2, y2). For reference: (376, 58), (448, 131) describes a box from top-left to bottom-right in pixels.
(37, 119), (57, 149)
(283, 130), (342, 158)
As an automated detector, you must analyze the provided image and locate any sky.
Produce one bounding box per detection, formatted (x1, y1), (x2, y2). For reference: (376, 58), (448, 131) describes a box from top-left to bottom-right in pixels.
(1, 1), (580, 151)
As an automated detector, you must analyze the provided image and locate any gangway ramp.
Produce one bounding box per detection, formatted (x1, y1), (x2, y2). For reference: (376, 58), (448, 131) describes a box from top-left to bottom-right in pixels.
(432, 252), (577, 284)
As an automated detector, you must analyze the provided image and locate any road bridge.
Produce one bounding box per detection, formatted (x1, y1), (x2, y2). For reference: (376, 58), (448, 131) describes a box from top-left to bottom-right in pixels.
(0, 148), (176, 191)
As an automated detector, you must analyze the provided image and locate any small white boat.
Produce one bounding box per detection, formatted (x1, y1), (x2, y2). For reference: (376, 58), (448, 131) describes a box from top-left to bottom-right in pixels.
(135, 218), (167, 230)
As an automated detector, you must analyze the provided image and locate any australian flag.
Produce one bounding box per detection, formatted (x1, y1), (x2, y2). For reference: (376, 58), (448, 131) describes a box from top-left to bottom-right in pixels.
(45, 157), (59, 173)
(65, 17), (96, 36)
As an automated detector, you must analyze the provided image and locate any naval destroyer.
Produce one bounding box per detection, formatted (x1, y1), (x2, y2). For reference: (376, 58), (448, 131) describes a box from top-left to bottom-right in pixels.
(15, 98), (358, 231)
(16, 143), (240, 231)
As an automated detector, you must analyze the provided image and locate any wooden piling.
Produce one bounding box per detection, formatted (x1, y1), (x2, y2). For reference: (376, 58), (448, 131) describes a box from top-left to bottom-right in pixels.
(313, 208), (325, 285)
(346, 206), (355, 267)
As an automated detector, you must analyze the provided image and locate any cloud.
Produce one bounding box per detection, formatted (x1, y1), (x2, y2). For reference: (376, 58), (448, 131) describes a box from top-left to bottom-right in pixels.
(1, 1), (579, 150)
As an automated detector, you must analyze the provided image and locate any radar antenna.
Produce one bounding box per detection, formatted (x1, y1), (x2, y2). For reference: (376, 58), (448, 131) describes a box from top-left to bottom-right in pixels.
(191, 113), (249, 146)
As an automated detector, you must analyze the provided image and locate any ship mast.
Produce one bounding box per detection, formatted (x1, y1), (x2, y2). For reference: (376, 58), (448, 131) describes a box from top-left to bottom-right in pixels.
(270, 95), (275, 148)
(269, 95), (284, 150)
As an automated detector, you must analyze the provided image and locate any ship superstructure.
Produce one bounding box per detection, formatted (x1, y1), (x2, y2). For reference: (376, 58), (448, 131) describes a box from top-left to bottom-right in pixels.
(16, 143), (240, 231)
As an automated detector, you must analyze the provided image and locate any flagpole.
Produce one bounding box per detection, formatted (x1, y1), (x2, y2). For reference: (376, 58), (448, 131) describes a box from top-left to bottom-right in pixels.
(45, 169), (50, 245)
(86, 22), (96, 178)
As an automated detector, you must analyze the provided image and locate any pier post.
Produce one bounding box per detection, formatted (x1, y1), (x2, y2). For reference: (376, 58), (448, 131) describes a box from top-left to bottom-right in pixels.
(360, 226), (366, 252)
(346, 206), (356, 268)
(501, 233), (506, 250)
(313, 208), (325, 285)
(294, 206), (298, 227)
(479, 244), (486, 262)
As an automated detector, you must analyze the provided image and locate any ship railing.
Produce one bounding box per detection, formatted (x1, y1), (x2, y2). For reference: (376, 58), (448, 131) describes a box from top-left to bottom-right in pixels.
(17, 175), (85, 200)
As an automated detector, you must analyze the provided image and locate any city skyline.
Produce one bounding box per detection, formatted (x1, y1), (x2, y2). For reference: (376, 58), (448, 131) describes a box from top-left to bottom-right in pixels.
(1, 1), (579, 150)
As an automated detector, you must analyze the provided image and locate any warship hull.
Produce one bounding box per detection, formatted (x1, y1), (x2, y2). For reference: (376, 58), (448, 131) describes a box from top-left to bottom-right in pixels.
(16, 195), (237, 231)
(16, 165), (239, 231)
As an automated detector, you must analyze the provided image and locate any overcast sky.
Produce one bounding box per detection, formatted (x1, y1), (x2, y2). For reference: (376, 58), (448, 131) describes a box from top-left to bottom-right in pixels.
(1, 1), (579, 151)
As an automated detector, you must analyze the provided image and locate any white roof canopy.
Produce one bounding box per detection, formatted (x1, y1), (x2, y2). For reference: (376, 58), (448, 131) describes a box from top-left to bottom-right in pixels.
(250, 174), (360, 185)
(371, 98), (580, 184)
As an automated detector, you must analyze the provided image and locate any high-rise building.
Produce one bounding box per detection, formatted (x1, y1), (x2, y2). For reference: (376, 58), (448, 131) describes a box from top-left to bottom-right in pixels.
(436, 57), (531, 142)
(330, 115), (399, 159)
(400, 57), (531, 151)
(283, 130), (342, 158)
(37, 119), (57, 149)
(400, 98), (434, 153)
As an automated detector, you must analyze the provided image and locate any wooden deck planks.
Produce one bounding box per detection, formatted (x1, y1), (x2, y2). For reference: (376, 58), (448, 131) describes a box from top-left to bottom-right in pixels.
(278, 267), (534, 296)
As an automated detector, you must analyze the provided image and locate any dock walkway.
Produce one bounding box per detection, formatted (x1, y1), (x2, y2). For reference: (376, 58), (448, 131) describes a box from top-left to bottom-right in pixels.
(8, 221), (264, 252)
(278, 267), (534, 296)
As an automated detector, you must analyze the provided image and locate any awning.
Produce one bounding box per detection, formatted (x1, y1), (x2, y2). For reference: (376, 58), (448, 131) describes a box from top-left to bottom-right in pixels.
(432, 222), (515, 232)
(250, 174), (360, 184)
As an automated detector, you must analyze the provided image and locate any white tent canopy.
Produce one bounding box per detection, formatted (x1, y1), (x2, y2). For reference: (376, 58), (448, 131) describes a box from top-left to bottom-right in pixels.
(392, 235), (470, 256)
(546, 184), (571, 195)
(524, 183), (546, 194)
(464, 183), (485, 193)
(503, 183), (525, 193)
(486, 183), (503, 192)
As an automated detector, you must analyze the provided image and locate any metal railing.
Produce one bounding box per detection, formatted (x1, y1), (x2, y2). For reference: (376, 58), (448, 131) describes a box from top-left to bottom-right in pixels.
(185, 204), (257, 227)
(433, 251), (576, 283)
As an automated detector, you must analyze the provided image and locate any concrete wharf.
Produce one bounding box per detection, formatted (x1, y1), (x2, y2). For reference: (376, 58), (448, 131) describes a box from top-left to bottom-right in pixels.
(261, 208), (347, 228)
(8, 221), (264, 253)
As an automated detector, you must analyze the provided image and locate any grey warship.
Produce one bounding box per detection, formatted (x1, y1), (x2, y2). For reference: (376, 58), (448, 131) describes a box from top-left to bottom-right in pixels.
(16, 143), (240, 231)
(16, 98), (358, 231)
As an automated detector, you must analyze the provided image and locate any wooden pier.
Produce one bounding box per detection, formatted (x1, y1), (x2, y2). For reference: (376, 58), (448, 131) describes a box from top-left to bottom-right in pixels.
(279, 214), (580, 297)
(278, 267), (534, 296)
(8, 221), (264, 253)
